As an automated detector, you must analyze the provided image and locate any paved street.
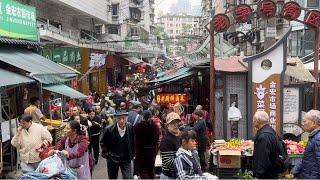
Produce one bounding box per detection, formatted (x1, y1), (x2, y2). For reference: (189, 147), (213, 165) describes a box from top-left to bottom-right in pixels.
(92, 155), (108, 179)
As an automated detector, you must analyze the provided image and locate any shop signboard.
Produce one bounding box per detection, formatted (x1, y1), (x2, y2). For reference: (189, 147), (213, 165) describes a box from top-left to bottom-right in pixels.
(283, 87), (300, 124)
(156, 93), (187, 105)
(0, 0), (37, 41)
(89, 52), (106, 68)
(244, 27), (291, 136)
(42, 47), (81, 65)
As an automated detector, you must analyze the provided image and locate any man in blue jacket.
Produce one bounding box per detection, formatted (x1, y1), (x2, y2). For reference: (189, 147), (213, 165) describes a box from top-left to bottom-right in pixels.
(291, 109), (320, 179)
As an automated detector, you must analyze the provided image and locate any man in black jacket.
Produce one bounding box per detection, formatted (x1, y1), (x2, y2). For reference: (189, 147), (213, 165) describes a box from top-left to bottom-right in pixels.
(252, 111), (280, 179)
(100, 110), (134, 179)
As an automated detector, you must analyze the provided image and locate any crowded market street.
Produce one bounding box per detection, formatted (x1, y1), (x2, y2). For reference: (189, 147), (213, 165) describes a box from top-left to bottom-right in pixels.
(1, 0), (320, 179)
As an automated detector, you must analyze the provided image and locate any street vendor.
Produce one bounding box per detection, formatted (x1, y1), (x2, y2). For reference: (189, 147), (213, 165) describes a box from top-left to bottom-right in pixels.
(52, 120), (91, 179)
(11, 114), (53, 172)
(24, 96), (45, 123)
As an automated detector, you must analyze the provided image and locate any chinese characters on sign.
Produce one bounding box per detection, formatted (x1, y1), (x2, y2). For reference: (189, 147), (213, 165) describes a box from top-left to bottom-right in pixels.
(282, 1), (301, 21)
(213, 14), (230, 33)
(234, 4), (252, 23)
(0, 0), (37, 41)
(269, 81), (277, 129)
(257, 0), (277, 19)
(156, 94), (188, 105)
(304, 10), (320, 28)
(252, 77), (281, 133)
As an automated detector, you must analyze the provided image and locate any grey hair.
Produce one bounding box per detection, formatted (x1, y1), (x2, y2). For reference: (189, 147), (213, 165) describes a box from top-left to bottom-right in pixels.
(196, 105), (203, 110)
(253, 111), (269, 123)
(306, 110), (320, 125)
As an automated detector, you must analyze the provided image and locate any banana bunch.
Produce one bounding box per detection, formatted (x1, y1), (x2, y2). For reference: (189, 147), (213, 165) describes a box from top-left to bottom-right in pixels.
(225, 138), (241, 147)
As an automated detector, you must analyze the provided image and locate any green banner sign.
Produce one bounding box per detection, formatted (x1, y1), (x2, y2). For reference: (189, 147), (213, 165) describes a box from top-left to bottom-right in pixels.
(42, 47), (81, 65)
(0, 0), (38, 41)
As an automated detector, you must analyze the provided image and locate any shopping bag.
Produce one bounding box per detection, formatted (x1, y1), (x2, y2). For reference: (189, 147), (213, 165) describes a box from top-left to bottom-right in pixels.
(35, 154), (65, 177)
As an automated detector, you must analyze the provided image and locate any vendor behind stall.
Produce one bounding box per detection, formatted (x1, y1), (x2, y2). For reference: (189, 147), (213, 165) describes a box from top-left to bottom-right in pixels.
(24, 97), (45, 123)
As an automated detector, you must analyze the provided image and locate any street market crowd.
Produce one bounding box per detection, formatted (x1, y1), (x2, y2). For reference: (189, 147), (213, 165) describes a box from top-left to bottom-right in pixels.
(10, 86), (320, 179)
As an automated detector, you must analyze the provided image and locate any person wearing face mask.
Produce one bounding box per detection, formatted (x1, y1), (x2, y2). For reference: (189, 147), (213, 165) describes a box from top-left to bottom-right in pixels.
(291, 110), (320, 179)
(160, 112), (181, 179)
(11, 114), (52, 172)
(100, 110), (135, 179)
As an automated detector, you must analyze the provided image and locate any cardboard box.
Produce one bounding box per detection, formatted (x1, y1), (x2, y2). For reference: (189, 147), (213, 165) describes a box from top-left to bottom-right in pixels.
(218, 150), (241, 168)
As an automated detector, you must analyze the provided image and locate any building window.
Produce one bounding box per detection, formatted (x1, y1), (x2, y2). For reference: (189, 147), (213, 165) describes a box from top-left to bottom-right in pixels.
(176, 30), (179, 34)
(108, 25), (119, 34)
(170, 30), (173, 34)
(169, 17), (173, 21)
(131, 27), (139, 36)
(170, 24), (173, 27)
(176, 24), (179, 27)
(112, 4), (119, 16)
(307, 0), (319, 8)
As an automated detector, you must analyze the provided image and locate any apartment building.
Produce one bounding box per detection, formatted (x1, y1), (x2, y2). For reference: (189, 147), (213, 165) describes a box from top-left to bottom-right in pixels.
(157, 14), (201, 37)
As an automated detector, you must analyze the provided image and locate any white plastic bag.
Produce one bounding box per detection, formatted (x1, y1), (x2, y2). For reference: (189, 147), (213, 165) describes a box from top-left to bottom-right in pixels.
(35, 154), (65, 177)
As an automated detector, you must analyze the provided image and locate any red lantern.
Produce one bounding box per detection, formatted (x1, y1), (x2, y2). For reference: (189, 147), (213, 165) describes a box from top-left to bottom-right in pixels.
(304, 10), (320, 28)
(281, 1), (301, 21)
(257, 0), (276, 19)
(234, 4), (252, 23)
(213, 14), (230, 32)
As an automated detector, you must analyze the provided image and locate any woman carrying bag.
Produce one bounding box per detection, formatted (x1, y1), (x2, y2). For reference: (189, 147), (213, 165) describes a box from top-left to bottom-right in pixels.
(51, 120), (91, 179)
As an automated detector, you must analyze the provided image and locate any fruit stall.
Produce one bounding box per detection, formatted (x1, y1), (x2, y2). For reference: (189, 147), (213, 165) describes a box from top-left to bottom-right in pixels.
(211, 139), (254, 179)
(283, 139), (307, 169)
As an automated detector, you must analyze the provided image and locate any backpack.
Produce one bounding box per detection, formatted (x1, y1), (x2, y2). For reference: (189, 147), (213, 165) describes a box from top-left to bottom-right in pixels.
(265, 132), (289, 174)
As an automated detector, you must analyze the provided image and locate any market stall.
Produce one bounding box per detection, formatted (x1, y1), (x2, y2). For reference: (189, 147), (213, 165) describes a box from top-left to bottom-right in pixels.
(210, 139), (254, 179)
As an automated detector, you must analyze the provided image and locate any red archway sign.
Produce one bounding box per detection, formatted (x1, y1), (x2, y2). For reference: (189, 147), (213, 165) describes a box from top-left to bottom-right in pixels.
(281, 1), (301, 21)
(234, 4), (252, 23)
(304, 10), (320, 28)
(212, 14), (230, 33)
(257, 0), (277, 19)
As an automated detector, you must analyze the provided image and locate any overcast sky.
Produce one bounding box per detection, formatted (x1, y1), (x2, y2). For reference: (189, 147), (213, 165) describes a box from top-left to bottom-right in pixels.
(155, 0), (201, 16)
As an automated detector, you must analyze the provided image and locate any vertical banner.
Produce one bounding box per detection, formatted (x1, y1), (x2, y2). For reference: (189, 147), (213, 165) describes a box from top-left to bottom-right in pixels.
(244, 27), (291, 136)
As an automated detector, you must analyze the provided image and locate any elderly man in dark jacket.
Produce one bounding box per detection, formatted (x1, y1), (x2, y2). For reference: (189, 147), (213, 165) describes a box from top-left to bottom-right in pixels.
(100, 110), (134, 179)
(252, 111), (281, 179)
(291, 109), (320, 179)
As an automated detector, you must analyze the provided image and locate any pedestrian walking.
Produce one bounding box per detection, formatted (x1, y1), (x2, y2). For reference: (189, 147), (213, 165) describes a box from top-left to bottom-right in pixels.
(175, 128), (203, 179)
(127, 103), (143, 126)
(160, 112), (181, 179)
(53, 120), (91, 179)
(11, 114), (52, 172)
(24, 97), (45, 123)
(134, 110), (160, 179)
(252, 111), (286, 179)
(88, 108), (102, 165)
(291, 110), (320, 178)
(192, 109), (208, 172)
(100, 110), (134, 179)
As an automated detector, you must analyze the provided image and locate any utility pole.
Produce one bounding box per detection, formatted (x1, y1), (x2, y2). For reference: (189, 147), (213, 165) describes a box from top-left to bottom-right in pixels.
(209, 21), (215, 139)
(313, 28), (319, 109)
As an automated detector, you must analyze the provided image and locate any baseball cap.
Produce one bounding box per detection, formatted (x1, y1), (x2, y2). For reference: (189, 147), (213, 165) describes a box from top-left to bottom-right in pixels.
(166, 112), (181, 124)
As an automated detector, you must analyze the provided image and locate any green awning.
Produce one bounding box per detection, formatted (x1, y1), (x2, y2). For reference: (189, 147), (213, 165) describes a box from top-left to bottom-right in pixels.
(0, 69), (35, 87)
(43, 84), (87, 99)
(159, 70), (196, 84)
(0, 48), (77, 84)
(149, 67), (190, 83)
